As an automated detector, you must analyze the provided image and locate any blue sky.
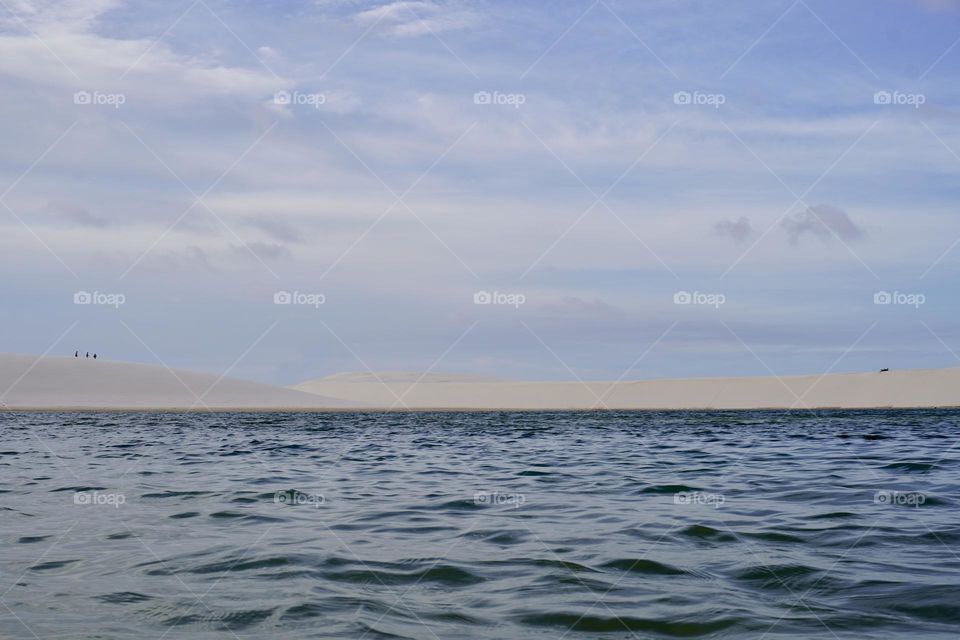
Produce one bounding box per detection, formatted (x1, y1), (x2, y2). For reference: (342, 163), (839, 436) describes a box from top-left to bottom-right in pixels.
(1, 0), (959, 384)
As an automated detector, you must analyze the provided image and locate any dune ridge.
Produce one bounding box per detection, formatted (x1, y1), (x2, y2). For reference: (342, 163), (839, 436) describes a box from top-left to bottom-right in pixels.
(2, 354), (959, 411)
(0, 354), (349, 410)
(293, 368), (960, 410)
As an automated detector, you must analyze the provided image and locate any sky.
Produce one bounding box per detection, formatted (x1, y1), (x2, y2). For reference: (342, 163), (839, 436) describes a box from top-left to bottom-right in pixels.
(1, 0), (959, 385)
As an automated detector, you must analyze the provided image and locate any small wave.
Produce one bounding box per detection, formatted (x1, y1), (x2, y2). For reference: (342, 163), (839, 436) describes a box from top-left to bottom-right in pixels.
(601, 558), (688, 575)
(519, 611), (738, 635)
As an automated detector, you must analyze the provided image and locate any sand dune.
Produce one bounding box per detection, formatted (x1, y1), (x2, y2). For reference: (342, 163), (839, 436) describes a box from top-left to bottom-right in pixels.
(3, 353), (958, 411)
(0, 354), (350, 410)
(293, 368), (960, 410)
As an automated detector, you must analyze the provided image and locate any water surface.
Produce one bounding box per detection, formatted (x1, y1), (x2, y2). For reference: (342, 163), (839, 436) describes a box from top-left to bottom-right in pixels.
(1, 410), (958, 638)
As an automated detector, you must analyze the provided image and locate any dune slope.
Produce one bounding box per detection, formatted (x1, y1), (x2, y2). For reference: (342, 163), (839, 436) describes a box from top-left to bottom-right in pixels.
(0, 354), (349, 410)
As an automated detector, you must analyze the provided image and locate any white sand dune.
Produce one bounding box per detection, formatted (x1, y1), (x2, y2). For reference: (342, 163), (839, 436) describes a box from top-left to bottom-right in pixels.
(3, 353), (958, 411)
(293, 368), (960, 410)
(0, 354), (351, 410)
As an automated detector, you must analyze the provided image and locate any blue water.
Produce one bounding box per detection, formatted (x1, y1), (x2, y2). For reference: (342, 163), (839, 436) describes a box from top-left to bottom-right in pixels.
(1, 410), (958, 639)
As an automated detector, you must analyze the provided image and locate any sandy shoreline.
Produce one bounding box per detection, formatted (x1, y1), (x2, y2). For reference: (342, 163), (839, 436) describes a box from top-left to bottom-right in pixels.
(2, 354), (960, 411)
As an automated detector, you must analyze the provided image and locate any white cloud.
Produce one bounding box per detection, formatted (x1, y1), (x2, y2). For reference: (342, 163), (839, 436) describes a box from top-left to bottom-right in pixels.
(352, 1), (478, 37)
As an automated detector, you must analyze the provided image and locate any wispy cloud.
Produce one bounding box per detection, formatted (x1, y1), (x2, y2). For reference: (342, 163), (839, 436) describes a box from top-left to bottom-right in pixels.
(352, 1), (478, 37)
(782, 205), (868, 245)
